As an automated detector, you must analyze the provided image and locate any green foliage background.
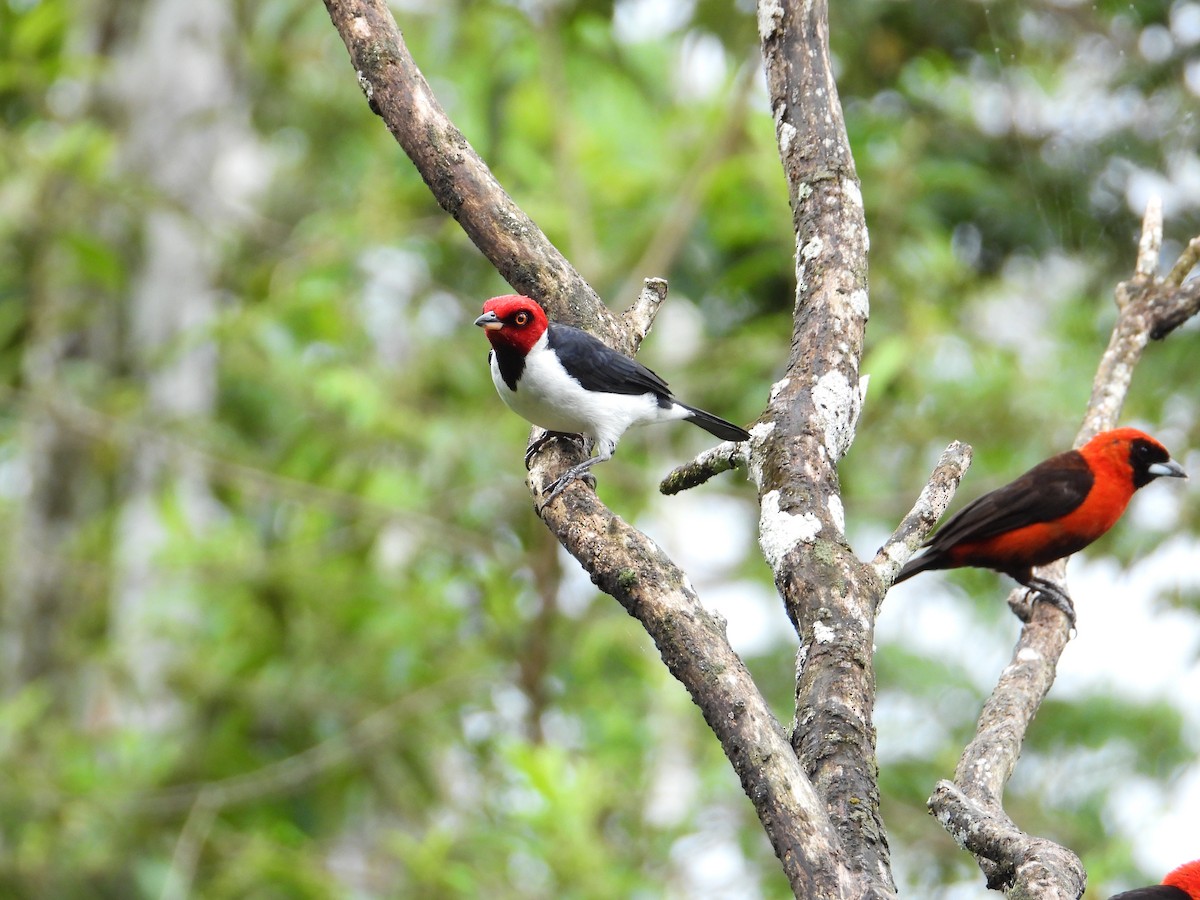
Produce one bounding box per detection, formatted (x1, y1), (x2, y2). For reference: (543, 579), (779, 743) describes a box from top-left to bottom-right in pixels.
(1, 0), (1197, 896)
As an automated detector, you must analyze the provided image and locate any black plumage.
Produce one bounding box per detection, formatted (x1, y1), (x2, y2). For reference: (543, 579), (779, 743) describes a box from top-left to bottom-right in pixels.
(489, 344), (525, 392)
(1108, 886), (1190, 899)
(543, 324), (749, 442)
(895, 450), (1095, 582)
(546, 324), (674, 403)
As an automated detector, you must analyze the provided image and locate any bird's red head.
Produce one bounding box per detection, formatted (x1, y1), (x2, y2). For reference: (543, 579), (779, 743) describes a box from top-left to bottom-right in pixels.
(1163, 859), (1200, 899)
(474, 295), (549, 356)
(1080, 427), (1186, 489)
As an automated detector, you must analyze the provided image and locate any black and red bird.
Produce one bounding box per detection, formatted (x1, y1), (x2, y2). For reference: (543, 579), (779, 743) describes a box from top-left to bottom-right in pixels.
(893, 427), (1186, 624)
(475, 295), (749, 507)
(1109, 859), (1200, 899)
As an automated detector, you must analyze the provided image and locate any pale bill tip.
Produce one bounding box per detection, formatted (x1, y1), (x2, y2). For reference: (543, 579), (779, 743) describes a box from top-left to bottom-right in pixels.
(473, 312), (503, 331)
(1149, 458), (1187, 479)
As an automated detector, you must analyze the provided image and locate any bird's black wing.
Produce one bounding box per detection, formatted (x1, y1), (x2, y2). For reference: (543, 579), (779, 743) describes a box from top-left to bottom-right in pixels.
(924, 449), (1094, 550)
(1107, 887), (1190, 900)
(546, 323), (672, 400)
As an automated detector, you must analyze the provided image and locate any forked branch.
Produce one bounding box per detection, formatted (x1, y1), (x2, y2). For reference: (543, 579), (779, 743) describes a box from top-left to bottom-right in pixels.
(323, 2), (854, 895)
(928, 198), (1200, 897)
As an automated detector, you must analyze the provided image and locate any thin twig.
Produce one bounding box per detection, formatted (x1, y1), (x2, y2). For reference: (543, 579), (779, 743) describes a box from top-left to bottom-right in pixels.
(622, 277), (670, 344)
(160, 788), (219, 900)
(659, 438), (748, 495)
(872, 440), (973, 592)
(1165, 235), (1200, 286)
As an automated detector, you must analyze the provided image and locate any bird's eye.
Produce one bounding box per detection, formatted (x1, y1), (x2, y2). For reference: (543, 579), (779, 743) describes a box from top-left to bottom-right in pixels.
(514, 311), (529, 325)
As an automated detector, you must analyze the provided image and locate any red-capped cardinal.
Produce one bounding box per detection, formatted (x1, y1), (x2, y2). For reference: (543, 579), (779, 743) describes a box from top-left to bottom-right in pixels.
(474, 294), (749, 508)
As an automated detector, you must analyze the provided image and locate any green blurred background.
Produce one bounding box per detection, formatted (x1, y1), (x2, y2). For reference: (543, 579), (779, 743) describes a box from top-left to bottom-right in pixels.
(1, 0), (1198, 896)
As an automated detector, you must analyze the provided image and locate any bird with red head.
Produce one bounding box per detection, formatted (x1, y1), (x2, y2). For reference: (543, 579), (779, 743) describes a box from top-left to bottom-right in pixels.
(475, 295), (749, 509)
(892, 427), (1186, 626)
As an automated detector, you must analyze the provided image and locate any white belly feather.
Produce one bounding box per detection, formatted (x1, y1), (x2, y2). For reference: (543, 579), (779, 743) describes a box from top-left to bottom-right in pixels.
(489, 334), (688, 448)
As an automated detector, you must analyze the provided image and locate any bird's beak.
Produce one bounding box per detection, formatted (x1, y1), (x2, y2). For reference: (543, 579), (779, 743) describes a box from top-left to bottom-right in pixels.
(1149, 458), (1187, 479)
(474, 311), (503, 331)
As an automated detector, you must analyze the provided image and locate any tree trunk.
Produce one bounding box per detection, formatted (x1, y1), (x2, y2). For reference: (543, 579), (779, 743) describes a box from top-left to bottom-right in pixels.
(105, 0), (265, 726)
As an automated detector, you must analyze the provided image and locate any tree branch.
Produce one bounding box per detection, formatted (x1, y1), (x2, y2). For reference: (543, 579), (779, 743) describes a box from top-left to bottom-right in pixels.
(929, 782), (1086, 899)
(756, 1), (892, 895)
(872, 441), (973, 593)
(659, 375), (786, 494)
(1165, 235), (1200, 286)
(323, 2), (855, 895)
(533, 473), (853, 899)
(321, 0), (620, 342)
(621, 277), (669, 343)
(659, 436), (749, 495)
(928, 198), (1200, 897)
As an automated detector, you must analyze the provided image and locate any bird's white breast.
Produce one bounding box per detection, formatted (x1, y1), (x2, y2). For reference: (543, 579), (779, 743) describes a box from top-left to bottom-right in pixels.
(490, 332), (675, 445)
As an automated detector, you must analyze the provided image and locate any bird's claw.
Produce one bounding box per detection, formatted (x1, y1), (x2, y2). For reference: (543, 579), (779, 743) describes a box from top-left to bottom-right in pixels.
(524, 431), (586, 470)
(1036, 593), (1078, 634)
(1012, 580), (1077, 632)
(537, 474), (572, 512)
(536, 469), (597, 513)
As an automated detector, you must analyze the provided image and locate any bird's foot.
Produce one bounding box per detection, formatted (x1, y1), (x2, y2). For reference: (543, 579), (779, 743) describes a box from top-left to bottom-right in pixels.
(536, 467), (597, 513)
(1014, 578), (1077, 632)
(525, 431), (586, 470)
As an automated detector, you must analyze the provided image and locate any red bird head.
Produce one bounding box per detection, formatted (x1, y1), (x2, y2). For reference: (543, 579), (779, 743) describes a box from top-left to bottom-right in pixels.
(1164, 859), (1200, 899)
(474, 295), (549, 356)
(1080, 427), (1187, 490)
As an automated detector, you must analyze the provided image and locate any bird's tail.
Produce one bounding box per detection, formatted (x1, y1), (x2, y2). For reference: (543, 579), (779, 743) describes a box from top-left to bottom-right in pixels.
(892, 551), (943, 586)
(679, 404), (751, 443)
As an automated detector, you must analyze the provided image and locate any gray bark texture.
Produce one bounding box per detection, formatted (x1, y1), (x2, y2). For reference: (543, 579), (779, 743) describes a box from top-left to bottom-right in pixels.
(754, 2), (896, 896)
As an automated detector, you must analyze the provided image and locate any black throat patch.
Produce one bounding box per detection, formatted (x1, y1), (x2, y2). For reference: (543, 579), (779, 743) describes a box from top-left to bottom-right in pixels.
(491, 344), (526, 391)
